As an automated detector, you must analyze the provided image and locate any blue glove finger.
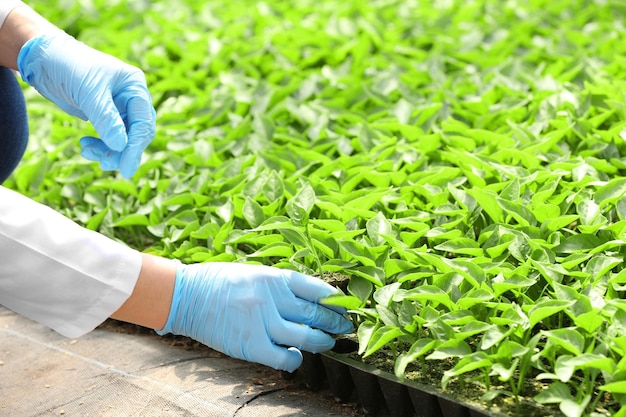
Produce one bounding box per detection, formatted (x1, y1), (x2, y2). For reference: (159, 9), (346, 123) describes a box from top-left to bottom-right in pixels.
(284, 270), (343, 303)
(80, 136), (121, 171)
(269, 319), (337, 354)
(87, 95), (128, 152)
(246, 342), (303, 372)
(119, 103), (156, 178)
(119, 143), (144, 178)
(282, 270), (350, 316)
(278, 296), (353, 335)
(115, 85), (155, 142)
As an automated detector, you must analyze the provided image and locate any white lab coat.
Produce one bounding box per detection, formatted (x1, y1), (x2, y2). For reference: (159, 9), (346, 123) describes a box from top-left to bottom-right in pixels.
(0, 186), (141, 338)
(0, 1), (26, 29)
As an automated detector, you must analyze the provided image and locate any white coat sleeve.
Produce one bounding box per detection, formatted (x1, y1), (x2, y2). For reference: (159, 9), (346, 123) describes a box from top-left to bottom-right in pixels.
(0, 1), (26, 29)
(0, 186), (142, 338)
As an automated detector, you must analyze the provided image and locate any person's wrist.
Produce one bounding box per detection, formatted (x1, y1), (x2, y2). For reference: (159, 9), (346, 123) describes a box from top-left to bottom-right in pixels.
(0, 5), (60, 70)
(154, 261), (186, 335)
(110, 253), (177, 330)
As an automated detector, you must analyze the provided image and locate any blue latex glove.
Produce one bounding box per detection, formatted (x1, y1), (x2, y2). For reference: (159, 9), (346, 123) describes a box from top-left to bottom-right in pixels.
(156, 263), (353, 372)
(17, 31), (156, 178)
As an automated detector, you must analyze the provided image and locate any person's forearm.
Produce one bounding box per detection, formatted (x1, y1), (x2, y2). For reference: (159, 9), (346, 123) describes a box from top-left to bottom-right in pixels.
(110, 253), (177, 330)
(0, 3), (59, 70)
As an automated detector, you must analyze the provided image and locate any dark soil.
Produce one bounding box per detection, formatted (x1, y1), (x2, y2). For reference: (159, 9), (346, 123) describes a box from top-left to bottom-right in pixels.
(317, 271), (351, 294)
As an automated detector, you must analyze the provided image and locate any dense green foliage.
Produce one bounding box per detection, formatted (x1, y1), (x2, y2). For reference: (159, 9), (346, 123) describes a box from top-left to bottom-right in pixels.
(10, 1), (626, 416)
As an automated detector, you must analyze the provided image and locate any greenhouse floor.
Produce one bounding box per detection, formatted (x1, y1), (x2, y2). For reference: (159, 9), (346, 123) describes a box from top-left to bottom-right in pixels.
(0, 307), (366, 417)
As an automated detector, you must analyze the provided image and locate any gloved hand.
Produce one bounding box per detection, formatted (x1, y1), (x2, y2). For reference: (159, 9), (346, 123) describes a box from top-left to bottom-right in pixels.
(17, 31), (156, 178)
(156, 262), (353, 372)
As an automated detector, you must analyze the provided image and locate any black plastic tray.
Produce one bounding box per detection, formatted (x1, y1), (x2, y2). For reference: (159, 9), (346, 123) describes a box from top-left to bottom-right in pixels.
(298, 339), (509, 417)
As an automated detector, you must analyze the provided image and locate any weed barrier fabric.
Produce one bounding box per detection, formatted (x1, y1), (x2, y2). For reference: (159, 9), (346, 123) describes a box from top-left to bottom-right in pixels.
(293, 340), (509, 417)
(2, 308), (367, 417)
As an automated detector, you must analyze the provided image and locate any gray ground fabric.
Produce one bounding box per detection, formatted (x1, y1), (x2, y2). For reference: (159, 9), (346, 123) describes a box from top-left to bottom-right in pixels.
(0, 307), (364, 417)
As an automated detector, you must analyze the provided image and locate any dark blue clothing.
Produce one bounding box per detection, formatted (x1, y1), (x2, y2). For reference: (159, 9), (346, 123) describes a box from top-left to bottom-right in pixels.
(0, 66), (28, 183)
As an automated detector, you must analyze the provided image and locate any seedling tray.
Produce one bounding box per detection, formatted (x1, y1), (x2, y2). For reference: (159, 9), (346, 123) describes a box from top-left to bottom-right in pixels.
(298, 339), (509, 417)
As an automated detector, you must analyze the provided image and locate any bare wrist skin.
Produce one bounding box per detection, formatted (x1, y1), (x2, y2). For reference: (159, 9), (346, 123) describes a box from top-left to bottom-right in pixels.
(0, 5), (59, 70)
(110, 253), (177, 331)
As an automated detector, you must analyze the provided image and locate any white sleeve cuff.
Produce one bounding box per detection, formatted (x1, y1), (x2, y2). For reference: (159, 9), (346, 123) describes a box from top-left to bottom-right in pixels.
(0, 1), (26, 30)
(0, 186), (142, 338)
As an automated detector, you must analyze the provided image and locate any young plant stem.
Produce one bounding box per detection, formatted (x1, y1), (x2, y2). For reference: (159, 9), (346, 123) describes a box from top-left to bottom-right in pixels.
(509, 378), (521, 416)
(509, 378), (519, 400)
(306, 223), (324, 277)
(484, 369), (490, 391)
(587, 380), (602, 414)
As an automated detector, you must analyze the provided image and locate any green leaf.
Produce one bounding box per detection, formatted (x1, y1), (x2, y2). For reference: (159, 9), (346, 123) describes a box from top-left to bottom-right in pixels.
(528, 299), (575, 328)
(555, 234), (605, 254)
(394, 338), (437, 379)
(455, 320), (491, 340)
(344, 190), (389, 210)
(339, 240), (377, 267)
(426, 339), (472, 360)
(89, 179), (138, 197)
(572, 311), (604, 334)
(376, 305), (400, 327)
(373, 282), (401, 307)
(467, 188), (503, 223)
(400, 285), (457, 311)
(366, 212), (393, 246)
(216, 199), (235, 223)
(286, 202), (309, 227)
(310, 219), (346, 233)
(600, 381), (626, 394)
(595, 177), (626, 207)
(348, 276), (373, 303)
(534, 382), (573, 404)
(533, 203), (560, 222)
(490, 359), (519, 382)
(559, 396), (591, 417)
(321, 294), (363, 310)
(456, 288), (494, 309)
(170, 220), (200, 243)
(498, 197), (536, 226)
(481, 324), (511, 350)
(247, 242), (294, 258)
(350, 266), (385, 287)
(243, 197), (265, 228)
(262, 171), (284, 203)
(442, 352), (492, 390)
(278, 227), (309, 248)
(190, 222), (219, 240)
(435, 238), (483, 257)
(364, 325), (405, 358)
(492, 274), (537, 296)
(290, 182), (316, 213)
(542, 215), (579, 232)
(357, 321), (377, 355)
(86, 208), (108, 230)
(162, 193), (194, 207)
(113, 214), (150, 227)
(555, 354), (615, 382)
(542, 328), (585, 355)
